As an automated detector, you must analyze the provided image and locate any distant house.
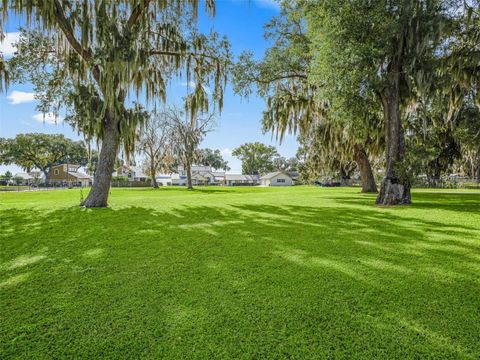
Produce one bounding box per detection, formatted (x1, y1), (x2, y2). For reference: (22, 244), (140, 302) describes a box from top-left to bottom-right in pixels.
(287, 171), (300, 183)
(145, 165), (263, 187)
(212, 171), (226, 184)
(48, 164), (93, 186)
(177, 165), (226, 185)
(170, 173), (187, 186)
(11, 171), (45, 185)
(259, 171), (294, 186)
(156, 174), (173, 186)
(225, 174), (259, 186)
(13, 172), (34, 185)
(114, 165), (149, 182)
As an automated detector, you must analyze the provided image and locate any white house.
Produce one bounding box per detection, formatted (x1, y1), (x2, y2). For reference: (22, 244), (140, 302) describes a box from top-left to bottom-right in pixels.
(259, 171), (294, 186)
(176, 165), (226, 185)
(224, 174), (259, 186)
(171, 173), (187, 185)
(114, 165), (149, 182)
(155, 174), (173, 186)
(12, 171), (45, 185)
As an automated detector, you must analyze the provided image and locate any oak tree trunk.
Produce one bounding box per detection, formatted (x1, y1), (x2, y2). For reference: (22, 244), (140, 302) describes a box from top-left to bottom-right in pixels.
(476, 160), (480, 183)
(42, 169), (49, 184)
(82, 110), (120, 208)
(150, 162), (158, 188)
(186, 163), (193, 189)
(353, 144), (377, 193)
(376, 63), (411, 205)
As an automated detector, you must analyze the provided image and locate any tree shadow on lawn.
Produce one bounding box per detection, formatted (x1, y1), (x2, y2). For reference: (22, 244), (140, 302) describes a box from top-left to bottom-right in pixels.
(1, 202), (479, 359)
(331, 190), (480, 214)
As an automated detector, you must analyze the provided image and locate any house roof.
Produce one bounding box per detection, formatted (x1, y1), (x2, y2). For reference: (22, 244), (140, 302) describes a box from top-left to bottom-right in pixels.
(14, 172), (33, 179)
(52, 163), (80, 169)
(191, 173), (208, 180)
(69, 172), (92, 179)
(260, 171), (292, 180)
(131, 167), (148, 178)
(117, 166), (148, 178)
(225, 174), (258, 181)
(171, 173), (186, 180)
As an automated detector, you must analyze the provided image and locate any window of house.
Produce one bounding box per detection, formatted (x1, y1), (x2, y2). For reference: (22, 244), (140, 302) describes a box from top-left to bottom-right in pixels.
(277, 178), (285, 183)
(54, 169), (59, 175)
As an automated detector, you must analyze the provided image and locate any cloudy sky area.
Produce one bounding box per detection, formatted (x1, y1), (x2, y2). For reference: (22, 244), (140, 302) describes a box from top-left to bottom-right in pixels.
(0, 0), (298, 175)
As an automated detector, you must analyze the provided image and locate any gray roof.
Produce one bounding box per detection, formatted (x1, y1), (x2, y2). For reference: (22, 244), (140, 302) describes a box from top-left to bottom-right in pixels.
(260, 171), (292, 180)
(225, 174), (249, 181)
(70, 172), (92, 179)
(225, 174), (258, 181)
(14, 172), (33, 179)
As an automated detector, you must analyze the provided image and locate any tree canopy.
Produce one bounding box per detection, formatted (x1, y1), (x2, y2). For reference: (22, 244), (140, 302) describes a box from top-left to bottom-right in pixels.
(0, 133), (88, 178)
(232, 142), (279, 175)
(197, 148), (230, 171)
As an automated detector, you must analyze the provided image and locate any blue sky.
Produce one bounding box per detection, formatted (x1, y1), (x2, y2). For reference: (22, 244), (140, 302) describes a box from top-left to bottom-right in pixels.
(0, 0), (298, 174)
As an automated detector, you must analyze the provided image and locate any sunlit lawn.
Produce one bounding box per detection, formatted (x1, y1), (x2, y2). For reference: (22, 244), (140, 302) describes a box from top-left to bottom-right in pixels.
(1, 186), (479, 359)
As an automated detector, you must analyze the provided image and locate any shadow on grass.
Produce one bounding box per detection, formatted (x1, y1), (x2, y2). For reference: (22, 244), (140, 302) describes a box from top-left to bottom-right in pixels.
(1, 199), (479, 358)
(330, 190), (480, 213)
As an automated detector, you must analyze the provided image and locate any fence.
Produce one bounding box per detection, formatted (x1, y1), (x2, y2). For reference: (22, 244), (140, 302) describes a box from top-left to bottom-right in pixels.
(412, 177), (480, 189)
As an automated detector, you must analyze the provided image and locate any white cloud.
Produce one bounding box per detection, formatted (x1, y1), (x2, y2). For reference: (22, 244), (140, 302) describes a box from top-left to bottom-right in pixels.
(7, 91), (36, 105)
(0, 32), (21, 57)
(32, 113), (64, 124)
(220, 148), (233, 157)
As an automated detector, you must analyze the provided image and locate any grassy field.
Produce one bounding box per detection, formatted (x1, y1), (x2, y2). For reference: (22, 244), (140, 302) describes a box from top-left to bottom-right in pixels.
(1, 186), (479, 359)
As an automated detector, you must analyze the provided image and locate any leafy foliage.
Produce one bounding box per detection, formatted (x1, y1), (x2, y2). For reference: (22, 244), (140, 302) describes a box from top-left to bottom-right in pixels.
(0, 133), (89, 177)
(197, 148), (230, 171)
(232, 142), (279, 175)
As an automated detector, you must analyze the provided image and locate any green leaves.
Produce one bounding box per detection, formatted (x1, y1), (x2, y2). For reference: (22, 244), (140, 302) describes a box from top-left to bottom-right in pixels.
(0, 133), (89, 175)
(232, 142), (279, 175)
(2, 1), (231, 158)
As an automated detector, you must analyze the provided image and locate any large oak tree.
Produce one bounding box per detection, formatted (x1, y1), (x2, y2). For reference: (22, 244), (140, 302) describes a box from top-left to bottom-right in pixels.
(1, 0), (230, 207)
(305, 0), (461, 205)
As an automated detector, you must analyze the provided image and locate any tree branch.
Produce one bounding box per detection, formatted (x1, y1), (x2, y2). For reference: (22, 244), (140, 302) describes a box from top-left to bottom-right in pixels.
(150, 50), (221, 62)
(52, 0), (92, 63)
(127, 0), (152, 30)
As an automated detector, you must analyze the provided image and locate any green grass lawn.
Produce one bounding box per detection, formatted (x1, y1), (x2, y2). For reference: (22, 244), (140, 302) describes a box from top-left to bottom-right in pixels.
(1, 186), (479, 359)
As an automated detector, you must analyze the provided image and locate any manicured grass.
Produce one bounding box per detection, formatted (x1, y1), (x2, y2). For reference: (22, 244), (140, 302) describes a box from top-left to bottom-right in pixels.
(1, 186), (479, 359)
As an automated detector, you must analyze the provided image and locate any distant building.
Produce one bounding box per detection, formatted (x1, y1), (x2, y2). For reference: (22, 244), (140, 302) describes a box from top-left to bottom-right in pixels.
(259, 171), (294, 186)
(48, 164), (93, 186)
(224, 174), (259, 186)
(113, 165), (149, 182)
(177, 165), (226, 185)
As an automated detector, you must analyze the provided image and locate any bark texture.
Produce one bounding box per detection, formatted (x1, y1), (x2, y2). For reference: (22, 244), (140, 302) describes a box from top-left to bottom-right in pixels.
(82, 111), (120, 208)
(376, 62), (411, 205)
(353, 144), (377, 193)
(186, 162), (193, 189)
(150, 160), (159, 188)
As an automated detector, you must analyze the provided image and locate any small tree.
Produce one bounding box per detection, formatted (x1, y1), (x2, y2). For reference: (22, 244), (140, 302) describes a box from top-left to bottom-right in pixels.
(167, 107), (215, 189)
(3, 171), (13, 184)
(137, 112), (174, 188)
(232, 142), (279, 175)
